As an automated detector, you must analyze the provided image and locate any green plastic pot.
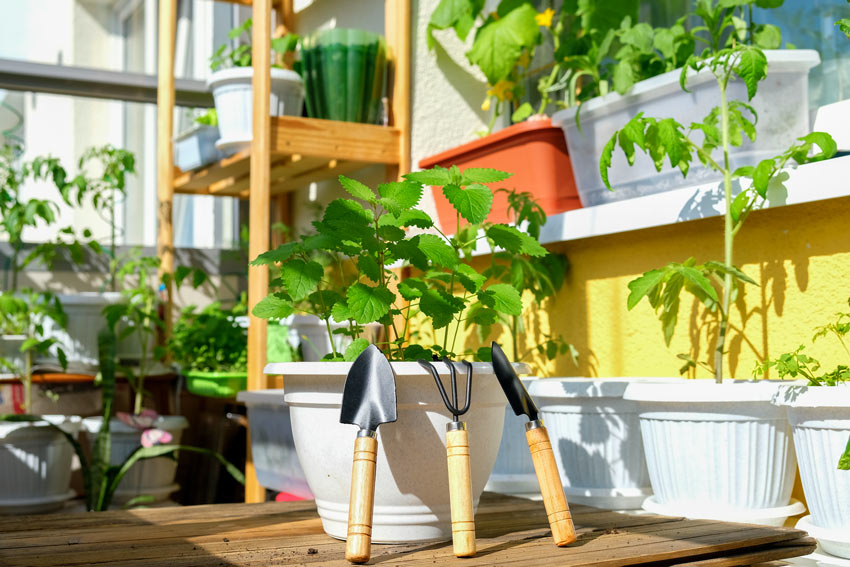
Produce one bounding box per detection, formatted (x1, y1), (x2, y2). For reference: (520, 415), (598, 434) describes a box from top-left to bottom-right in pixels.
(184, 370), (247, 399)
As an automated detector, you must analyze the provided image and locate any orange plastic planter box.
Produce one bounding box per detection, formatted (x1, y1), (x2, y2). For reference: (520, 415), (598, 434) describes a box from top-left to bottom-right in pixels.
(418, 118), (581, 234)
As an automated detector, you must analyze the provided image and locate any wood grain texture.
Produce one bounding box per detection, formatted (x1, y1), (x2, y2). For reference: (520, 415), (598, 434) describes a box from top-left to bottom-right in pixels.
(446, 427), (476, 557)
(526, 424), (577, 547)
(385, 0), (411, 176)
(270, 117), (401, 163)
(346, 435), (378, 563)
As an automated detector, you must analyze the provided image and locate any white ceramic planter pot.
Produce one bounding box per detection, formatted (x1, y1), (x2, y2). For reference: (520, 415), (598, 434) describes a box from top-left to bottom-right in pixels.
(0, 415), (81, 514)
(207, 67), (304, 151)
(174, 124), (229, 171)
(82, 415), (188, 504)
(528, 378), (664, 510)
(237, 390), (312, 499)
(285, 315), (381, 362)
(775, 384), (850, 559)
(0, 334), (26, 375)
(552, 50), (820, 207)
(484, 377), (538, 497)
(264, 360), (521, 543)
(623, 380), (803, 526)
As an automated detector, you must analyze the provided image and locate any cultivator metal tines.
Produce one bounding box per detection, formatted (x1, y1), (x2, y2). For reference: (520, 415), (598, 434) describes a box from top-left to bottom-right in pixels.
(418, 358), (476, 557)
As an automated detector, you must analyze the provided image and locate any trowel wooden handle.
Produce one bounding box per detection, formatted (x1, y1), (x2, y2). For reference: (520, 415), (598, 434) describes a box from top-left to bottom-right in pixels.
(526, 422), (577, 547)
(446, 425), (476, 557)
(346, 433), (378, 563)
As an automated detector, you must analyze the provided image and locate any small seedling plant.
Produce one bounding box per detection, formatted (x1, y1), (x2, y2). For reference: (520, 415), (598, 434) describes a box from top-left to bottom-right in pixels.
(601, 39), (836, 382)
(252, 166), (559, 361)
(755, 297), (850, 470)
(210, 18), (299, 72)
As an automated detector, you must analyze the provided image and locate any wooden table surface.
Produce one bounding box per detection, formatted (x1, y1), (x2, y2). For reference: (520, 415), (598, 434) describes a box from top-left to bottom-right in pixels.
(0, 493), (815, 566)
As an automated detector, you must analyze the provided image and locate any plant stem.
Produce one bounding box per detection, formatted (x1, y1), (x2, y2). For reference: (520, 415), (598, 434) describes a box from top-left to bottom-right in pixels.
(714, 75), (734, 384)
(511, 316), (519, 362)
(24, 348), (32, 414)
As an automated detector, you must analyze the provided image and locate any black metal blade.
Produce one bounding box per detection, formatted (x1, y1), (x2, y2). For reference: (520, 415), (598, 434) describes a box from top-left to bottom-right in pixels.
(340, 344), (398, 431)
(491, 341), (538, 422)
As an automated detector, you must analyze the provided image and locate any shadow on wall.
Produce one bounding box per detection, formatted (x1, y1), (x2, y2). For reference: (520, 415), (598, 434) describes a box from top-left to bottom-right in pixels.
(430, 40), (489, 123)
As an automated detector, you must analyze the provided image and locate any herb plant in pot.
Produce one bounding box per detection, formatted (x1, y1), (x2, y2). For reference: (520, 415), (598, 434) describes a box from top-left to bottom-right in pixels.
(250, 166), (554, 542)
(208, 19), (302, 152)
(601, 36), (837, 524)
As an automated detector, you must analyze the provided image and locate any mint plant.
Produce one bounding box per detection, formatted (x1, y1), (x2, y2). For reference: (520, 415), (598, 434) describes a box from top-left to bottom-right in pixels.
(252, 166), (556, 362)
(168, 296), (248, 374)
(600, 41), (836, 382)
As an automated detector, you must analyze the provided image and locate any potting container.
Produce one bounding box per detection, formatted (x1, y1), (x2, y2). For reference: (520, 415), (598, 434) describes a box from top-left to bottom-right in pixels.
(552, 50), (820, 207)
(184, 370), (247, 399)
(624, 380), (801, 525)
(263, 360), (527, 543)
(207, 67), (304, 151)
(484, 377), (538, 497)
(775, 384), (850, 558)
(418, 118), (581, 234)
(82, 415), (188, 504)
(287, 315), (381, 362)
(174, 124), (230, 172)
(236, 390), (312, 499)
(301, 28), (386, 124)
(0, 415), (81, 514)
(527, 378), (659, 510)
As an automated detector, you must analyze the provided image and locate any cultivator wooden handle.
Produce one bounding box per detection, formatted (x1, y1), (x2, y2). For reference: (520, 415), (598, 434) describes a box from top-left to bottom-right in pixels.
(526, 421), (577, 547)
(346, 433), (378, 563)
(446, 424), (476, 557)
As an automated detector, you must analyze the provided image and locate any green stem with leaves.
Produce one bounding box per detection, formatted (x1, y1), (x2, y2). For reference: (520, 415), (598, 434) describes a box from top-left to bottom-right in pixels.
(714, 70), (734, 384)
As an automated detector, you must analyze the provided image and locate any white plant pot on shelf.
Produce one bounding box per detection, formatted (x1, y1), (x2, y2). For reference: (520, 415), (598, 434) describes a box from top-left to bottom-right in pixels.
(484, 377), (539, 497)
(82, 415), (188, 504)
(263, 360), (524, 543)
(174, 124), (232, 171)
(0, 415), (81, 514)
(623, 380), (803, 526)
(774, 384), (850, 559)
(207, 67), (304, 152)
(552, 49), (820, 207)
(527, 378), (667, 510)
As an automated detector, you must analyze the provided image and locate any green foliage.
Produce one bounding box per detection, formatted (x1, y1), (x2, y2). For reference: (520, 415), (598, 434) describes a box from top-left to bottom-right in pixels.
(194, 108), (218, 127)
(210, 18), (299, 72)
(252, 165), (562, 362)
(168, 296), (248, 373)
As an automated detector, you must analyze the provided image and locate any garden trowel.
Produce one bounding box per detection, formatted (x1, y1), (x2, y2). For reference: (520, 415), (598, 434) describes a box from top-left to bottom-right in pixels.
(491, 341), (577, 547)
(340, 345), (398, 563)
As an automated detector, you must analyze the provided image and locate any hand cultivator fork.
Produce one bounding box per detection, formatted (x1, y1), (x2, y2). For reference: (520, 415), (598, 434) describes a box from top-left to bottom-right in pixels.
(418, 358), (476, 558)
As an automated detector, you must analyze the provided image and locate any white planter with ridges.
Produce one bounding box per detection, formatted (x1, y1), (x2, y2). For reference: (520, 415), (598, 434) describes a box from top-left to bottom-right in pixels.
(484, 377), (538, 497)
(775, 384), (850, 558)
(82, 415), (188, 503)
(264, 361), (522, 543)
(0, 415), (81, 514)
(624, 380), (800, 524)
(528, 378), (662, 510)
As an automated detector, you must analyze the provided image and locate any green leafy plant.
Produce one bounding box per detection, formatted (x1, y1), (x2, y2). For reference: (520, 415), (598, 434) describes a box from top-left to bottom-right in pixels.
(168, 295), (248, 373)
(754, 297), (850, 469)
(194, 108), (218, 127)
(210, 18), (299, 72)
(252, 166), (561, 361)
(601, 39), (836, 382)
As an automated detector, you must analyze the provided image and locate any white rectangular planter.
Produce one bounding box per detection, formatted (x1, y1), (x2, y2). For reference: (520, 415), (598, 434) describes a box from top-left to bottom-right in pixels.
(552, 50), (820, 207)
(174, 125), (228, 172)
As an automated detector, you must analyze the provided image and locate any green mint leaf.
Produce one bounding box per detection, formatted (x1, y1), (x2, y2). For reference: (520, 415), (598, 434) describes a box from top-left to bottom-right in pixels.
(486, 224), (547, 257)
(347, 283), (394, 324)
(281, 259), (324, 300)
(460, 168), (512, 185)
(358, 255), (381, 283)
(479, 283), (522, 316)
(331, 301), (350, 323)
(343, 338), (371, 362)
(378, 181), (423, 210)
(250, 242), (298, 266)
(417, 234), (458, 267)
(442, 183), (493, 224)
(455, 264), (485, 293)
(403, 166), (452, 186)
(466, 3), (539, 84)
(320, 199), (374, 239)
(398, 277), (427, 300)
(419, 289), (464, 329)
(378, 197), (402, 216)
(390, 209), (434, 229)
(339, 175), (376, 202)
(735, 47), (767, 101)
(252, 294), (294, 319)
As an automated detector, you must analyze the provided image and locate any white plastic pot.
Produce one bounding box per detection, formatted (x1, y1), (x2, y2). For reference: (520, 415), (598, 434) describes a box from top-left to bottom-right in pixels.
(623, 380), (800, 525)
(287, 315), (381, 362)
(552, 50), (820, 207)
(484, 377), (538, 497)
(0, 415), (81, 514)
(775, 384), (850, 559)
(82, 415), (188, 504)
(174, 124), (229, 171)
(207, 67), (304, 151)
(236, 390), (312, 499)
(527, 378), (664, 510)
(263, 360), (523, 543)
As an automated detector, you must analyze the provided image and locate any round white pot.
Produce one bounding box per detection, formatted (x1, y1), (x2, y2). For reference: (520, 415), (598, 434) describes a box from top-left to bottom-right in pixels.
(286, 315), (381, 362)
(484, 377), (538, 497)
(623, 380), (801, 525)
(82, 415), (188, 504)
(0, 415), (81, 514)
(528, 378), (669, 510)
(774, 384), (850, 559)
(265, 360), (522, 543)
(207, 67), (304, 151)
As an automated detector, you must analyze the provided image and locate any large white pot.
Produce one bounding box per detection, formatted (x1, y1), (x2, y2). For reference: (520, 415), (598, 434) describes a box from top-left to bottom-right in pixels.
(623, 380), (803, 526)
(236, 390), (312, 499)
(484, 377), (538, 497)
(552, 50), (820, 207)
(0, 415), (81, 514)
(207, 67), (304, 151)
(82, 415), (188, 504)
(774, 384), (850, 559)
(286, 315), (382, 362)
(528, 378), (663, 510)
(264, 360), (521, 543)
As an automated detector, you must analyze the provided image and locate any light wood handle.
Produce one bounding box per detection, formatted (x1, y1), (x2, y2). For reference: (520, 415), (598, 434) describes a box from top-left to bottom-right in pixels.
(526, 423), (577, 547)
(446, 426), (476, 557)
(346, 434), (378, 563)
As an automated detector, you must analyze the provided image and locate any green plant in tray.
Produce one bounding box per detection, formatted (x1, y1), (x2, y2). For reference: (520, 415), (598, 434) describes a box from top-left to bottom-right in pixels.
(169, 295), (248, 373)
